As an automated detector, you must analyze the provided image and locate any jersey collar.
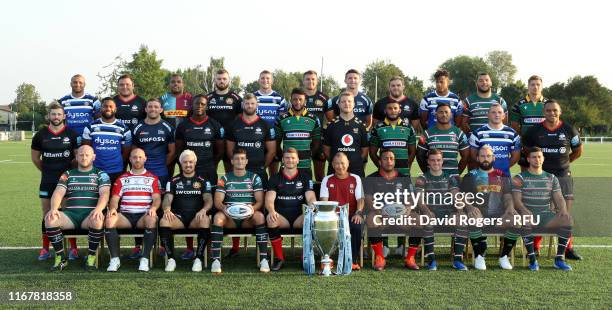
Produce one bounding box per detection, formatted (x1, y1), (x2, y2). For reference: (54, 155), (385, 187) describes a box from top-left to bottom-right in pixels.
(47, 125), (66, 135)
(282, 169), (299, 180)
(543, 120), (563, 132)
(384, 117), (403, 127)
(378, 169), (398, 180)
(240, 114), (260, 125)
(289, 107), (308, 117)
(129, 168), (148, 175)
(190, 116), (209, 125)
(525, 94), (543, 103)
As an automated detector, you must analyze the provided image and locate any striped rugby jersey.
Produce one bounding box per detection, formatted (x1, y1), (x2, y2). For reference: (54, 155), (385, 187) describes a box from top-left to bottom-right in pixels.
(216, 171), (263, 205)
(57, 168), (110, 211)
(512, 170), (561, 210)
(58, 93), (99, 136)
(419, 91), (463, 128)
(417, 125), (469, 175)
(469, 124), (520, 176)
(462, 93), (507, 132)
(509, 95), (546, 136)
(254, 89), (287, 126)
(82, 119), (132, 174)
(112, 169), (161, 214)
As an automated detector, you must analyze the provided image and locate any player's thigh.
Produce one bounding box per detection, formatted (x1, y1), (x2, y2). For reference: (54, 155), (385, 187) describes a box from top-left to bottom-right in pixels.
(243, 211), (265, 228)
(46, 211), (75, 230)
(189, 213), (210, 229)
(160, 215), (185, 230)
(292, 214), (305, 229)
(111, 213), (134, 229)
(81, 212), (104, 230)
(213, 212), (235, 229)
(136, 213), (158, 229)
(40, 198), (51, 215)
(268, 212), (290, 229)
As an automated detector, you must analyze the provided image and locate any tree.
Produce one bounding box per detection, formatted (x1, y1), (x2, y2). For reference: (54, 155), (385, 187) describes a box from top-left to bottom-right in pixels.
(404, 76), (425, 102)
(438, 55), (496, 98)
(485, 51), (517, 89)
(320, 75), (341, 97)
(96, 55), (128, 97)
(362, 60), (404, 102)
(174, 66), (206, 95)
(11, 83), (43, 113)
(124, 45), (168, 99)
(244, 80), (259, 94)
(500, 80), (527, 111)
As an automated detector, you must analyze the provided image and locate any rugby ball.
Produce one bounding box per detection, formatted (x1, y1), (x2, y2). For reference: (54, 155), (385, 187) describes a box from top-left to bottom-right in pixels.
(381, 204), (409, 216)
(226, 203), (254, 220)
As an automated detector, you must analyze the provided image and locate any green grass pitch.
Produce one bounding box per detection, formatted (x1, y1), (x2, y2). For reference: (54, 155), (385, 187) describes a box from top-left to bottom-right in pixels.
(1, 139), (611, 308)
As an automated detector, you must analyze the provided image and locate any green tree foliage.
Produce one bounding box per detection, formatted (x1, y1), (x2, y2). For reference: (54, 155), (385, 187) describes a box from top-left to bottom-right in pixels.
(97, 55), (127, 97)
(500, 80), (527, 110)
(362, 60), (404, 102)
(485, 51), (517, 89)
(11, 83), (44, 113)
(124, 45), (168, 99)
(438, 55), (497, 98)
(404, 76), (425, 102)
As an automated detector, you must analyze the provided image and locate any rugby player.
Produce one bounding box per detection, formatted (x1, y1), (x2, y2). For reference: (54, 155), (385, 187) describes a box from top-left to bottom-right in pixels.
(159, 150), (213, 272)
(274, 88), (321, 179)
(523, 100), (583, 260)
(31, 102), (78, 260)
(320, 152), (365, 271)
(416, 102), (469, 175)
(175, 95), (223, 259)
(469, 103), (520, 176)
(205, 69), (242, 172)
(326, 69), (374, 129)
(460, 145), (518, 270)
(210, 149), (269, 274)
(511, 147), (573, 271)
(82, 97), (131, 184)
(302, 70), (329, 181)
(58, 74), (99, 137)
(44, 145), (110, 271)
(112, 74), (146, 131)
(419, 69), (463, 129)
(266, 148), (317, 271)
(322, 91), (369, 178)
(414, 149), (468, 271)
(254, 70), (286, 176)
(372, 76), (420, 130)
(364, 149), (415, 270)
(105, 148), (162, 272)
(461, 72), (508, 134)
(160, 74), (192, 127)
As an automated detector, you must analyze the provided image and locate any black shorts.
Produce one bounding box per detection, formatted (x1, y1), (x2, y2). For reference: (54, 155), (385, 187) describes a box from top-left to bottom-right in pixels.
(158, 175), (170, 194)
(196, 168), (218, 190)
(122, 212), (145, 228)
(108, 172), (123, 186)
(556, 172), (574, 200)
(251, 168), (269, 190)
(175, 209), (198, 227)
(39, 182), (58, 199)
(277, 207), (302, 227)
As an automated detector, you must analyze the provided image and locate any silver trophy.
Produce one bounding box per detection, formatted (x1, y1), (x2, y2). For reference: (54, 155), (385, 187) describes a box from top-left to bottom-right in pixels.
(312, 201), (339, 276)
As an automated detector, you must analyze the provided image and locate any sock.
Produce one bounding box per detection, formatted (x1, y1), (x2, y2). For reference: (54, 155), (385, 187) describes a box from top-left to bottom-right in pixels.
(397, 236), (406, 249)
(371, 241), (384, 258)
(255, 225), (268, 262)
(231, 237), (240, 252)
(407, 237), (420, 259)
(105, 228), (120, 258)
(68, 238), (77, 250)
(186, 237), (194, 251)
(135, 237), (143, 249)
(471, 236), (487, 257)
(557, 227), (572, 258)
(565, 236), (574, 252)
(453, 228), (467, 262)
(211, 225), (224, 260)
(42, 220), (49, 249)
(469, 230), (483, 256)
(501, 237), (517, 257)
(533, 235), (543, 251)
(523, 236), (536, 264)
(269, 227), (284, 261)
(382, 237), (389, 248)
(87, 228), (104, 256)
(159, 227), (174, 259)
(46, 226), (65, 259)
(142, 228), (157, 259)
(423, 226), (435, 263)
(196, 230), (210, 260)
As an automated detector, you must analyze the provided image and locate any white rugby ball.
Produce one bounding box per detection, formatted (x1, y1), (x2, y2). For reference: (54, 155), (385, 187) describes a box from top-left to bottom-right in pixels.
(381, 204), (409, 216)
(226, 203), (254, 220)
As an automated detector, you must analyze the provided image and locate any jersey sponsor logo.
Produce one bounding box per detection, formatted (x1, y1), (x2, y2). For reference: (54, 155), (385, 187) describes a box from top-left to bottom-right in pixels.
(68, 112), (91, 118)
(286, 132), (311, 139)
(94, 137), (120, 146)
(258, 109), (278, 115)
(139, 136), (165, 143)
(341, 134), (354, 146)
(541, 147), (565, 154)
(524, 117), (545, 124)
(186, 141), (205, 147)
(489, 144), (509, 152)
(176, 190), (201, 195)
(210, 105), (233, 110)
(43, 151), (69, 158)
(237, 141), (262, 148)
(382, 141), (407, 147)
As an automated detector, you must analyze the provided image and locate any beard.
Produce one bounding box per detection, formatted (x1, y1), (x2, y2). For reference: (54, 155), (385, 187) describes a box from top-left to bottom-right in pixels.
(478, 86), (490, 93)
(479, 161), (493, 170)
(216, 83), (229, 91)
(386, 114), (399, 121)
(102, 112), (114, 119)
(50, 119), (62, 126)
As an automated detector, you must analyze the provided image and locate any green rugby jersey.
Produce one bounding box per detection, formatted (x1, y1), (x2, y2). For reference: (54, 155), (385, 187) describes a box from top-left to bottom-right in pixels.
(56, 168), (110, 211)
(415, 171), (459, 209)
(463, 93), (507, 132)
(216, 171), (263, 205)
(510, 95), (546, 136)
(511, 170), (561, 210)
(275, 108), (321, 169)
(417, 125), (469, 175)
(370, 118), (416, 175)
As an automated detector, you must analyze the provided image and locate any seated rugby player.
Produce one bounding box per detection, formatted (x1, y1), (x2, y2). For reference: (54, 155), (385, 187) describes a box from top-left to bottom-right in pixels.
(266, 148), (317, 271)
(160, 150), (213, 272)
(105, 148), (161, 272)
(44, 145), (110, 271)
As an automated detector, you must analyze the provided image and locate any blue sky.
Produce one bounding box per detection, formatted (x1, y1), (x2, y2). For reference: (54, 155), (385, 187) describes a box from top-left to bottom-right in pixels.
(1, 0), (609, 103)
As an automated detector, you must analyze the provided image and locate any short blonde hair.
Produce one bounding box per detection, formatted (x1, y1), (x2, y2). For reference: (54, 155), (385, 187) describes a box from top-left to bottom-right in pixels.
(179, 149), (197, 164)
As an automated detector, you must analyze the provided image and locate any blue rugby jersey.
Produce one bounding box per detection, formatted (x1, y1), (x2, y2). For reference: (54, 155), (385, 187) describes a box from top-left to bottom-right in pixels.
(58, 93), (99, 136)
(254, 90), (287, 125)
(469, 124), (520, 176)
(82, 119), (132, 174)
(419, 90), (463, 128)
(132, 120), (175, 177)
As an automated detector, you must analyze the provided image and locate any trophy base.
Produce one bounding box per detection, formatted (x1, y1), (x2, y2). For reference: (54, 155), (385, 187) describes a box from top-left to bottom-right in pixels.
(320, 255), (333, 276)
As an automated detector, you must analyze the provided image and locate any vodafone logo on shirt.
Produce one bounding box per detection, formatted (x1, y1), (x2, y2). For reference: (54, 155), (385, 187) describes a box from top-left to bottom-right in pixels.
(341, 134), (354, 146)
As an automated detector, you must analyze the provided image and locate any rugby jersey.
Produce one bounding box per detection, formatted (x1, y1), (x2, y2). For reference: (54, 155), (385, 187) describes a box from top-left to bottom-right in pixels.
(254, 89), (287, 125)
(274, 108), (321, 169)
(132, 120), (175, 178)
(82, 119), (132, 174)
(57, 168), (110, 211)
(462, 93), (508, 132)
(510, 95), (546, 136)
(160, 92), (193, 127)
(320, 173), (363, 215)
(216, 171), (263, 205)
(112, 169), (161, 214)
(58, 93), (99, 136)
(414, 171), (459, 209)
(469, 124), (520, 176)
(419, 90), (463, 128)
(369, 118), (417, 176)
(417, 125), (469, 175)
(512, 171), (561, 210)
(326, 92), (374, 124)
